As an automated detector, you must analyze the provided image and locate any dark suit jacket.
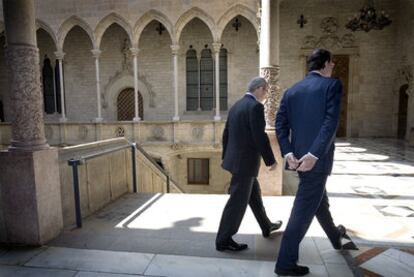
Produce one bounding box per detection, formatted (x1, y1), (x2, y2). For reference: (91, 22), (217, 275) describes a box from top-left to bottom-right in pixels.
(275, 72), (342, 174)
(222, 94), (276, 177)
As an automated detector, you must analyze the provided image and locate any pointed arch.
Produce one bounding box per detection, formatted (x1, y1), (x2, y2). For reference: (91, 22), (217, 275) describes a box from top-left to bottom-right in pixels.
(134, 9), (173, 45)
(95, 13), (133, 49)
(217, 4), (259, 41)
(175, 7), (217, 44)
(57, 16), (95, 50)
(36, 19), (57, 47)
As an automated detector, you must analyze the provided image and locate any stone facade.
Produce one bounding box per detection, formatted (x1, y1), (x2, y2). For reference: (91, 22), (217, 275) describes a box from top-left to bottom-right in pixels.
(0, 0), (411, 138)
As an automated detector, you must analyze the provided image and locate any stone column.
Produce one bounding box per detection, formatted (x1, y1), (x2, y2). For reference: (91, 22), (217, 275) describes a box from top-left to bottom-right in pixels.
(260, 0), (282, 128)
(212, 42), (221, 121)
(197, 51), (202, 111)
(54, 50), (67, 122)
(171, 44), (180, 121)
(3, 1), (48, 151)
(130, 47), (141, 121)
(91, 49), (103, 122)
(0, 0), (63, 245)
(257, 0), (283, 195)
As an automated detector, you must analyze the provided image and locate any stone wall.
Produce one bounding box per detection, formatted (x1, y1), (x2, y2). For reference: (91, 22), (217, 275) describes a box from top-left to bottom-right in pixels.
(397, 0), (414, 142)
(58, 138), (132, 226)
(279, 0), (400, 138)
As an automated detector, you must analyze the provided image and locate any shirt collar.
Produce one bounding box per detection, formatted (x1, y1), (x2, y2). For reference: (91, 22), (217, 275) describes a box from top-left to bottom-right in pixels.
(309, 70), (323, 76)
(245, 92), (257, 101)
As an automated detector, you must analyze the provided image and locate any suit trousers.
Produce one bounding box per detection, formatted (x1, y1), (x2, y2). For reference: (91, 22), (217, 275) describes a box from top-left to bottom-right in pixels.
(216, 174), (272, 245)
(276, 172), (340, 270)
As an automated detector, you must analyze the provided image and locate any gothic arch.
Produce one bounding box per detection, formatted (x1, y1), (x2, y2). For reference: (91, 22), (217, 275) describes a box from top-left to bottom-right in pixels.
(95, 13), (133, 49)
(104, 70), (154, 120)
(57, 16), (95, 50)
(175, 7), (217, 44)
(36, 19), (57, 48)
(217, 4), (259, 41)
(134, 10), (173, 46)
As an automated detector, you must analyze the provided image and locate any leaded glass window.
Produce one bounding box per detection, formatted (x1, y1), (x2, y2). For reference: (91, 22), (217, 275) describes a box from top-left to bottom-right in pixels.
(186, 48), (198, 111)
(200, 47), (214, 110)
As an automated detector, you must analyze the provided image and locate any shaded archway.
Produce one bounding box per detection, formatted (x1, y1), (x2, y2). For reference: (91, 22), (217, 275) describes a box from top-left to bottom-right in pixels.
(63, 26), (95, 121)
(134, 10), (173, 45)
(117, 88), (143, 120)
(180, 18), (214, 112)
(398, 84), (409, 139)
(37, 28), (58, 115)
(221, 15), (258, 107)
(95, 13), (132, 49)
(58, 16), (95, 50)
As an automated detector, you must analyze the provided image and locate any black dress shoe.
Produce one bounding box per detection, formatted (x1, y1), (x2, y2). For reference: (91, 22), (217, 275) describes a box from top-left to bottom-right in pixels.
(275, 265), (309, 276)
(333, 225), (358, 250)
(216, 239), (248, 252)
(263, 220), (283, 238)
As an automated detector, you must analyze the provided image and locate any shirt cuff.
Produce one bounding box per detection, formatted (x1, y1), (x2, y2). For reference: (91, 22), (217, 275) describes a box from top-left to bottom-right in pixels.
(308, 152), (319, 160)
(284, 152), (293, 159)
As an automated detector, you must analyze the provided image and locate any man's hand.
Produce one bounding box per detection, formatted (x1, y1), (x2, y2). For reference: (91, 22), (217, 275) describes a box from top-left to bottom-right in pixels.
(286, 153), (300, 170)
(296, 153), (318, 172)
(268, 163), (277, 171)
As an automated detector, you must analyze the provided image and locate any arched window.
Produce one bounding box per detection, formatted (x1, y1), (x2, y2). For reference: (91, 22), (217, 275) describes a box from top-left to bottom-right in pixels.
(219, 48), (228, 111)
(200, 47), (214, 110)
(117, 88), (143, 121)
(186, 48), (198, 111)
(42, 55), (56, 114)
(54, 59), (65, 114)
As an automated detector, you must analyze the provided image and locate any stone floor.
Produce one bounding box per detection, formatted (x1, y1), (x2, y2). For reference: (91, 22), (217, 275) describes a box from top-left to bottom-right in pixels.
(0, 138), (413, 276)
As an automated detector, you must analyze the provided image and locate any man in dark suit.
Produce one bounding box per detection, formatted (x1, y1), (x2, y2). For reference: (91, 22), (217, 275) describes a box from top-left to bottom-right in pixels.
(275, 49), (349, 276)
(216, 77), (283, 252)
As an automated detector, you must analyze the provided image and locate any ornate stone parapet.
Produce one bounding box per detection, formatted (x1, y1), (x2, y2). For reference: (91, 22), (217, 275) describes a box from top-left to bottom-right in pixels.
(261, 65), (282, 129)
(5, 44), (48, 151)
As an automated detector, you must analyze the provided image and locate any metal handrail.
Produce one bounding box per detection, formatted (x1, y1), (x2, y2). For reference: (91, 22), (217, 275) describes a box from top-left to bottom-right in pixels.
(67, 141), (184, 228)
(134, 143), (185, 193)
(68, 143), (137, 228)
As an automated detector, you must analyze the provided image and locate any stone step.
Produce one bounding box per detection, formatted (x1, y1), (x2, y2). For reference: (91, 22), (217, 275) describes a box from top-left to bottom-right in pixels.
(0, 246), (347, 277)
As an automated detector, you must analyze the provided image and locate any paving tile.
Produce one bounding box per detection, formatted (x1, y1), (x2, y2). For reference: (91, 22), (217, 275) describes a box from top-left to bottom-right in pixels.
(0, 246), (47, 266)
(360, 248), (414, 277)
(0, 265), (76, 277)
(25, 247), (154, 275)
(74, 272), (145, 277)
(145, 254), (328, 277)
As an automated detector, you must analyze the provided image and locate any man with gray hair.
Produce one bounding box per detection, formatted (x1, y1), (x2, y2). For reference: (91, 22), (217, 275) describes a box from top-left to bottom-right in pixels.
(216, 76), (282, 252)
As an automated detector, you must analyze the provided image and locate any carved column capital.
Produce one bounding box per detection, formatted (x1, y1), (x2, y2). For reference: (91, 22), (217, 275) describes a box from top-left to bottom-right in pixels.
(91, 49), (101, 59)
(261, 66), (282, 128)
(212, 42), (222, 54)
(54, 50), (65, 60)
(129, 47), (140, 57)
(171, 44), (180, 55)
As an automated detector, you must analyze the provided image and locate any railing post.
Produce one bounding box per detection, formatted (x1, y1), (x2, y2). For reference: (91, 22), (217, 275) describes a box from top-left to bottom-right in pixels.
(68, 159), (82, 228)
(131, 143), (137, 193)
(167, 175), (170, 193)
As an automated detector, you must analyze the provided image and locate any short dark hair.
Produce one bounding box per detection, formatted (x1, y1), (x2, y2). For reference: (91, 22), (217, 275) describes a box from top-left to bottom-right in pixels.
(306, 48), (332, 72)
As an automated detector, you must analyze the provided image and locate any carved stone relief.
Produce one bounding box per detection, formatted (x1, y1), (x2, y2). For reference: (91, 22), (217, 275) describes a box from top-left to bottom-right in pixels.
(151, 126), (165, 140)
(261, 66), (282, 128)
(115, 126), (126, 137)
(78, 126), (88, 139)
(301, 17), (357, 50)
(192, 127), (204, 140)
